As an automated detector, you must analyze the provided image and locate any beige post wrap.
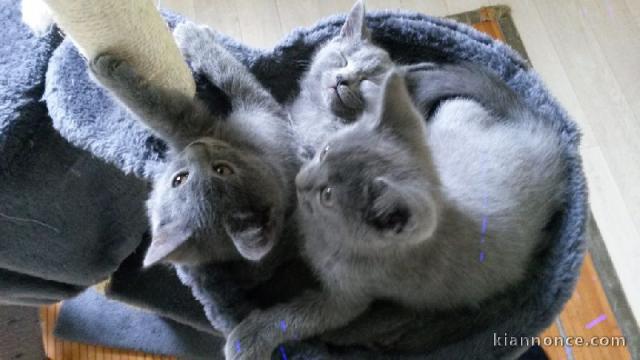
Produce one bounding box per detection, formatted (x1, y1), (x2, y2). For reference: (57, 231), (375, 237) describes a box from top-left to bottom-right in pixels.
(43, 0), (195, 98)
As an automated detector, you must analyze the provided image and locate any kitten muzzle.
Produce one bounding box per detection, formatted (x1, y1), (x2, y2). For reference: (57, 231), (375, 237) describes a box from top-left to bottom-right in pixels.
(226, 207), (273, 232)
(328, 85), (363, 118)
(224, 207), (278, 260)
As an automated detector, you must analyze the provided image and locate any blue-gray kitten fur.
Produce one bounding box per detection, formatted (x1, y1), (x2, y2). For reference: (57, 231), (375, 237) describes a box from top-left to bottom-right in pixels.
(89, 23), (299, 268)
(289, 0), (394, 156)
(225, 37), (566, 360)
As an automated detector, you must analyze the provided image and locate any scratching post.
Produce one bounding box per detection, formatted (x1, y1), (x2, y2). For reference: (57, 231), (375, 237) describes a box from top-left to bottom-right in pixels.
(43, 0), (195, 98)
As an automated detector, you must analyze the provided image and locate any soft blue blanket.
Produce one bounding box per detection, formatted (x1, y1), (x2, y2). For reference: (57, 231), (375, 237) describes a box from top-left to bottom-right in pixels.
(0, 0), (148, 306)
(1, 0), (587, 358)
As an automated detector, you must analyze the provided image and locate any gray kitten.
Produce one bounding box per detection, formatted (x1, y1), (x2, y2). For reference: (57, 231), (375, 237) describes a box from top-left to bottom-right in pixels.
(289, 0), (394, 155)
(89, 23), (299, 267)
(224, 67), (566, 359)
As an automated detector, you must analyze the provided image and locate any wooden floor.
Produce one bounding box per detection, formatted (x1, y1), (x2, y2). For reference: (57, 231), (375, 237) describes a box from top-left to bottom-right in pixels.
(40, 3), (636, 359)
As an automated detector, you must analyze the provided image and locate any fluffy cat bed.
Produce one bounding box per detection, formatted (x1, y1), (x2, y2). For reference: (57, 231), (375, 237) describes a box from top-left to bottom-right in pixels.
(45, 10), (587, 360)
(0, 0), (148, 306)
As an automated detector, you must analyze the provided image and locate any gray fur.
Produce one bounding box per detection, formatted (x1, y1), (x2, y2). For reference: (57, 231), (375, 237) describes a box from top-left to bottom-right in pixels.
(289, 0), (394, 155)
(405, 61), (519, 119)
(89, 23), (299, 267)
(225, 65), (566, 359)
(40, 5), (589, 358)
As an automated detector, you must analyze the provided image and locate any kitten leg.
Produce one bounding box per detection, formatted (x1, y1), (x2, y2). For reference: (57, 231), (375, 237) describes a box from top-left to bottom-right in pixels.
(405, 62), (522, 119)
(173, 23), (282, 114)
(224, 290), (368, 360)
(89, 54), (210, 150)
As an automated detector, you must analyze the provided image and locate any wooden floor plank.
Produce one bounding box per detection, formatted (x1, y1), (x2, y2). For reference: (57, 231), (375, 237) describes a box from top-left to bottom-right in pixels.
(49, 304), (57, 358)
(576, 0), (640, 246)
(579, 0), (640, 118)
(158, 0), (195, 19)
(445, 0), (488, 14)
(489, 0), (598, 150)
(57, 305), (64, 360)
(234, 0), (283, 49)
(624, 0), (640, 28)
(365, 0), (450, 16)
(95, 343), (102, 360)
(558, 254), (630, 359)
(275, 0), (324, 33)
(396, 0), (449, 17)
(193, 0), (243, 43)
(534, 0), (640, 326)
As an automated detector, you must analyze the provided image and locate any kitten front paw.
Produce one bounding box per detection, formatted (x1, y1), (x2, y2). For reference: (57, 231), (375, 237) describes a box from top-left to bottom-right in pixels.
(173, 23), (217, 66)
(224, 320), (275, 360)
(173, 22), (238, 78)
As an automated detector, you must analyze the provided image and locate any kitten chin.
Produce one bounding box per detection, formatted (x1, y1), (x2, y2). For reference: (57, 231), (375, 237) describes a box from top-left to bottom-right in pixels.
(325, 85), (364, 120)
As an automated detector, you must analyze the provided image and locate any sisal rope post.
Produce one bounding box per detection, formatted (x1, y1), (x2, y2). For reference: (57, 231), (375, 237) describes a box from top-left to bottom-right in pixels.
(43, 0), (195, 98)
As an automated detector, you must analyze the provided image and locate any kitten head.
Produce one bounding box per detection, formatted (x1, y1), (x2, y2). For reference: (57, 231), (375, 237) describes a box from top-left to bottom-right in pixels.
(143, 135), (288, 267)
(88, 52), (292, 268)
(296, 71), (440, 251)
(305, 0), (393, 120)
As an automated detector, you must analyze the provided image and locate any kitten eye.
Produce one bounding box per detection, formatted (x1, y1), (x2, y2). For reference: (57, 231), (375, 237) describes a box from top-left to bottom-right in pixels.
(319, 145), (330, 160)
(319, 186), (334, 207)
(330, 52), (347, 67)
(172, 171), (189, 188)
(340, 53), (348, 67)
(213, 163), (234, 176)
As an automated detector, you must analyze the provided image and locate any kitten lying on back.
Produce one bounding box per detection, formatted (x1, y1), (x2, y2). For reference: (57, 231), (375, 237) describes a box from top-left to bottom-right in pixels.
(289, 0), (394, 154)
(90, 23), (299, 268)
(224, 67), (566, 359)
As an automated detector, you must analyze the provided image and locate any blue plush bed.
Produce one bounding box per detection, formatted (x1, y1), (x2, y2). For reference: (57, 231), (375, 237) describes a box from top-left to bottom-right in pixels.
(1, 0), (587, 358)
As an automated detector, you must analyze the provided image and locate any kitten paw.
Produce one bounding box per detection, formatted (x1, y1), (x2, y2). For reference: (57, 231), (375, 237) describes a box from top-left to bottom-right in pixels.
(90, 54), (121, 78)
(173, 22), (239, 78)
(173, 23), (218, 66)
(89, 54), (140, 90)
(224, 320), (275, 360)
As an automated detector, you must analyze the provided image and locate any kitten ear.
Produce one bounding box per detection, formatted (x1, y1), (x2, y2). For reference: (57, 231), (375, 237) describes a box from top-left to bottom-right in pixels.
(339, 0), (370, 41)
(374, 71), (425, 144)
(227, 227), (275, 261)
(143, 225), (193, 267)
(365, 177), (415, 235)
